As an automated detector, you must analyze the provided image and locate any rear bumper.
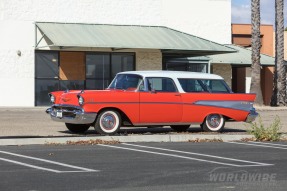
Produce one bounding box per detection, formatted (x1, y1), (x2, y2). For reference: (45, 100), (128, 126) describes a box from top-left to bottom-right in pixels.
(46, 105), (97, 124)
(245, 108), (258, 123)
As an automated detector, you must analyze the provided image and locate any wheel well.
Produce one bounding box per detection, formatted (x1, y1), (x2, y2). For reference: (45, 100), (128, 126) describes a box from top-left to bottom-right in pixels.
(96, 107), (133, 126)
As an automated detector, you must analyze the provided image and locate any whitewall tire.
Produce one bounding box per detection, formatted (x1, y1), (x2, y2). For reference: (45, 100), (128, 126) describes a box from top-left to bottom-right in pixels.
(202, 114), (225, 132)
(94, 110), (121, 135)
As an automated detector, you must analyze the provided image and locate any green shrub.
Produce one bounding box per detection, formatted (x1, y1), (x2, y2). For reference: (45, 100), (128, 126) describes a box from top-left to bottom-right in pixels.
(247, 115), (282, 141)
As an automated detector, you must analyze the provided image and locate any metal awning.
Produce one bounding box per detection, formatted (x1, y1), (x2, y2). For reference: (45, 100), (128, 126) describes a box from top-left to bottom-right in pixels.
(35, 22), (236, 56)
(208, 44), (284, 66)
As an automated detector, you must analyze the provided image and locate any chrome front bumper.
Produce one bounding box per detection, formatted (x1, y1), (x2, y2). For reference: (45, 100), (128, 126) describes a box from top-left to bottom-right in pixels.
(245, 108), (258, 123)
(46, 105), (97, 124)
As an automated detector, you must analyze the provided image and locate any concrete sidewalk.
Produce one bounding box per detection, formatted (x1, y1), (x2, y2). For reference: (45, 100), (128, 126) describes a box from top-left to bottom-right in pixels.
(0, 107), (286, 145)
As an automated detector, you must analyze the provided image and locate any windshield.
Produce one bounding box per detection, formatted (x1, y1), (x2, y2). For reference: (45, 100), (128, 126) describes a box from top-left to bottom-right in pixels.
(108, 74), (143, 91)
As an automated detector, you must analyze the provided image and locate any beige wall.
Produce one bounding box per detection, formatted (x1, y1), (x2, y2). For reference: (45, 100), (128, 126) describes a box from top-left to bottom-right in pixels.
(274, 31), (287, 59)
(212, 64), (232, 88)
(283, 32), (287, 60)
(135, 49), (162, 70)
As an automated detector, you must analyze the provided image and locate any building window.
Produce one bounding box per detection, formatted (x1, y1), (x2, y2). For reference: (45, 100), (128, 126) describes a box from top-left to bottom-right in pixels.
(111, 53), (135, 78)
(165, 62), (208, 73)
(86, 53), (111, 90)
(35, 52), (59, 106)
(59, 51), (85, 91)
(35, 51), (135, 106)
(163, 56), (209, 73)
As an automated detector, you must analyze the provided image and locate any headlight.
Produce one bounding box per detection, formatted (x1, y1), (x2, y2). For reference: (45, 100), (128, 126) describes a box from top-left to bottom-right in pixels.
(78, 96), (84, 105)
(49, 94), (55, 104)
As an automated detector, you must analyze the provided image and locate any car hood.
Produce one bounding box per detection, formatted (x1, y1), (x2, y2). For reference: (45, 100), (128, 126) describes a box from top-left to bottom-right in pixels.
(56, 89), (123, 105)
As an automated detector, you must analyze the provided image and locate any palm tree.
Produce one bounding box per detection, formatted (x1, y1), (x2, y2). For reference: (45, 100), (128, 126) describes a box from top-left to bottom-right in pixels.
(271, 0), (286, 106)
(250, 0), (263, 105)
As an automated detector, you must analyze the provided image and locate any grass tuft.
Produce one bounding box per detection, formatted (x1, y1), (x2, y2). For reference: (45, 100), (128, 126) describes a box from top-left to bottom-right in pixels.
(247, 115), (282, 141)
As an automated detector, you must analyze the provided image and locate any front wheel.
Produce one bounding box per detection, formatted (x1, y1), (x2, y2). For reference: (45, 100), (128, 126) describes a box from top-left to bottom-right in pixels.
(65, 123), (90, 133)
(94, 110), (121, 135)
(170, 125), (190, 132)
(202, 114), (225, 132)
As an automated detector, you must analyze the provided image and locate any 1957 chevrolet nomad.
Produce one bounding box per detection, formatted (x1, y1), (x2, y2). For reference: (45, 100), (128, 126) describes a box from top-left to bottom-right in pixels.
(46, 71), (258, 135)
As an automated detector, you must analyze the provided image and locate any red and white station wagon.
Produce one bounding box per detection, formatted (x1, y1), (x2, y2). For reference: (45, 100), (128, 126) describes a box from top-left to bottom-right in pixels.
(46, 71), (258, 135)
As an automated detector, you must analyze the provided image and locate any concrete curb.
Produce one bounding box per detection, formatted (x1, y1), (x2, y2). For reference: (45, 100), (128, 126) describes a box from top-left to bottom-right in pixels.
(0, 134), (256, 146)
(255, 106), (287, 111)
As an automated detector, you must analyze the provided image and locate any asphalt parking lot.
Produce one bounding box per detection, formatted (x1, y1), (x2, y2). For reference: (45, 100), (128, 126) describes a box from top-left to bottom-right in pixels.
(0, 142), (286, 191)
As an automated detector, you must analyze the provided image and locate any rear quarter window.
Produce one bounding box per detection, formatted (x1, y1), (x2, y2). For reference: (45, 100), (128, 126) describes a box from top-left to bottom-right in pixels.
(178, 78), (230, 93)
(178, 79), (207, 92)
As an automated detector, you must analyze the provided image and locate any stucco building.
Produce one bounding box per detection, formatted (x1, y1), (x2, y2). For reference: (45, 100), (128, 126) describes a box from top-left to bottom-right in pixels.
(0, 0), (233, 106)
(231, 24), (275, 105)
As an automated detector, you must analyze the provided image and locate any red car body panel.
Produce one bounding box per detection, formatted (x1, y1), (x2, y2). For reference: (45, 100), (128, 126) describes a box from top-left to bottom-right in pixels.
(52, 90), (255, 125)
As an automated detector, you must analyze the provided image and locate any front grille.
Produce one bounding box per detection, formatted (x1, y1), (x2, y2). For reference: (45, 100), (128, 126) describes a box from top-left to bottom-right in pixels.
(52, 105), (83, 118)
(62, 111), (76, 118)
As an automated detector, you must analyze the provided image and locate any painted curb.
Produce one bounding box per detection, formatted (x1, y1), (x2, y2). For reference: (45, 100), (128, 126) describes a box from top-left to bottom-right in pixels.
(0, 134), (256, 146)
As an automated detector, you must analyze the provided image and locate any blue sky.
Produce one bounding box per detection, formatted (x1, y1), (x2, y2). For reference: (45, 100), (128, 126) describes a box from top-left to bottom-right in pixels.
(232, 0), (287, 26)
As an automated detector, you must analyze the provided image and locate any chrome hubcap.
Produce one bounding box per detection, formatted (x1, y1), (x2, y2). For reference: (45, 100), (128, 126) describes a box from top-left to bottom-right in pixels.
(207, 114), (221, 128)
(101, 114), (116, 130)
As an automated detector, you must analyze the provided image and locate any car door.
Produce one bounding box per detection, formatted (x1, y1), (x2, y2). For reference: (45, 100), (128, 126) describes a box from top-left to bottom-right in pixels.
(139, 77), (182, 124)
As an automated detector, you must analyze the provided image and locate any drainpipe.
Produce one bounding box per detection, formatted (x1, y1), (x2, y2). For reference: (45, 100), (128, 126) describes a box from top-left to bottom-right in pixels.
(208, 60), (211, 73)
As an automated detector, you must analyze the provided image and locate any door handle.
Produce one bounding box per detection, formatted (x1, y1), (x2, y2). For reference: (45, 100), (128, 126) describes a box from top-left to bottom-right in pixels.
(174, 94), (181, 96)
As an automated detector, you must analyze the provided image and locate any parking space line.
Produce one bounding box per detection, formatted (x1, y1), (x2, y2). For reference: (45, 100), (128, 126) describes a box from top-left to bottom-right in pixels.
(227, 142), (287, 150)
(249, 141), (287, 147)
(122, 143), (271, 165)
(98, 144), (273, 167)
(0, 157), (61, 173)
(0, 150), (99, 173)
(122, 143), (272, 166)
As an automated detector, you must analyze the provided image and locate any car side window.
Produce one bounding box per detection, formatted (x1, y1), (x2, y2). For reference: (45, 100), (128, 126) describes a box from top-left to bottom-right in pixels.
(209, 80), (228, 92)
(200, 79), (229, 93)
(147, 77), (177, 92)
(178, 78), (230, 93)
(178, 79), (207, 92)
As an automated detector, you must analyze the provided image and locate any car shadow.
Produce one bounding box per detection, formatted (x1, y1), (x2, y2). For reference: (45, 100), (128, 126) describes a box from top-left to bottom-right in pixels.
(58, 126), (247, 136)
(0, 127), (248, 139)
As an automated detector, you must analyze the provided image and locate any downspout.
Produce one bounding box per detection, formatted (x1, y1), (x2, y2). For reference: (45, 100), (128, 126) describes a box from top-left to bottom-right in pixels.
(208, 59), (212, 73)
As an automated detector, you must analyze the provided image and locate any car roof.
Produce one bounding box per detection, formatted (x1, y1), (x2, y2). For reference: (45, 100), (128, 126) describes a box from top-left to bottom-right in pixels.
(118, 70), (223, 80)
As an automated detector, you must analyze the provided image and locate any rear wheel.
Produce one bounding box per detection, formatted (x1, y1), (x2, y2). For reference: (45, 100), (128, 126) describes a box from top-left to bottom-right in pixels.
(94, 110), (121, 135)
(170, 125), (190, 132)
(202, 114), (225, 132)
(65, 123), (90, 133)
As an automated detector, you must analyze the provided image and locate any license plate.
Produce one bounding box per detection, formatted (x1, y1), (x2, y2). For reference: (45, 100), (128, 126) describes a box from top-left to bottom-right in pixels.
(56, 111), (62, 118)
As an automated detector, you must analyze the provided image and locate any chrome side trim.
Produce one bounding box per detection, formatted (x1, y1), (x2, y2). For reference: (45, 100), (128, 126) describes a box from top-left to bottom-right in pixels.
(46, 105), (97, 124)
(193, 100), (254, 112)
